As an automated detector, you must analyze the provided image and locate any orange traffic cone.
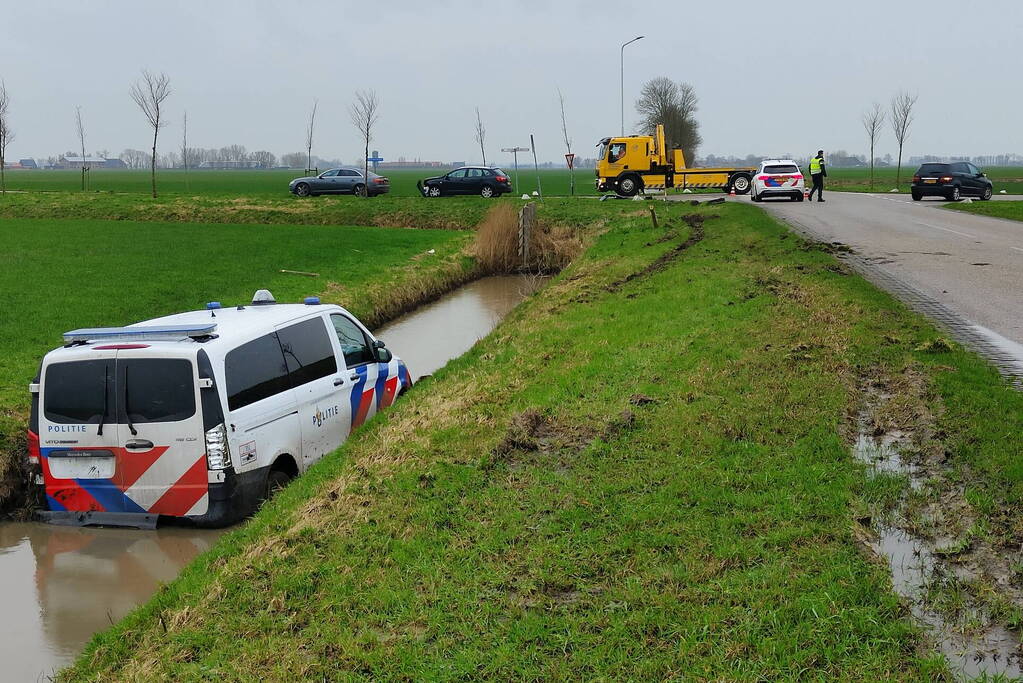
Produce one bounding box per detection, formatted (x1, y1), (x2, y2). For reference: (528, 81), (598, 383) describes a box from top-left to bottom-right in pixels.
(804, 189), (810, 199)
(729, 187), (736, 197)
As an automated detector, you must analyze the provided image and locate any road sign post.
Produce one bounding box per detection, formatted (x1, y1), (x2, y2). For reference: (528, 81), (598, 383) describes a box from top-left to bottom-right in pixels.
(565, 153), (576, 196)
(366, 155), (384, 173)
(501, 146), (529, 194)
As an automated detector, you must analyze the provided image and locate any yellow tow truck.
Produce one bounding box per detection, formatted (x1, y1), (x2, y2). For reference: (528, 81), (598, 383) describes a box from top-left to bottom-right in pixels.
(596, 124), (755, 197)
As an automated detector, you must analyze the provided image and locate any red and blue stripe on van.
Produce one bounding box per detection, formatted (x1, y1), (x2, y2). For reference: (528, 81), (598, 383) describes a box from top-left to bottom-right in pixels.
(40, 446), (207, 516)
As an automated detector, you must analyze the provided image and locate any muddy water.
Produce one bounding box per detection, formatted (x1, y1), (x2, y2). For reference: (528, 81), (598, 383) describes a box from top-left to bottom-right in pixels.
(854, 422), (1023, 679)
(374, 275), (547, 381)
(0, 274), (542, 680)
(0, 523), (224, 681)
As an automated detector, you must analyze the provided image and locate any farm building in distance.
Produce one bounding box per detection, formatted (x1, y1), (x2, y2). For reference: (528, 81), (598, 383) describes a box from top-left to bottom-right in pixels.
(47, 155), (126, 169)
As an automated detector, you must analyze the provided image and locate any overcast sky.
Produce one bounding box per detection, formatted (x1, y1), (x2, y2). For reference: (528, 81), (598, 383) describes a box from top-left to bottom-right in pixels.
(1, 0), (1021, 165)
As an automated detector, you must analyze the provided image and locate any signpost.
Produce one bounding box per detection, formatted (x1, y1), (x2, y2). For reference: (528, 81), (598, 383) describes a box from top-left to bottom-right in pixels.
(565, 153), (575, 169)
(501, 146), (529, 194)
(367, 153), (384, 173)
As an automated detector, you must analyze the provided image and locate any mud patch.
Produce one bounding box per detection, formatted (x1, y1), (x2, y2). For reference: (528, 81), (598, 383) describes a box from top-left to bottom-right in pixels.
(854, 370), (1023, 679)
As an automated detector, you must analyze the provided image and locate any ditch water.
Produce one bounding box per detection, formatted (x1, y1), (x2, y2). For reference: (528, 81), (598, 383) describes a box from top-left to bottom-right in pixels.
(0, 274), (544, 681)
(854, 407), (1023, 680)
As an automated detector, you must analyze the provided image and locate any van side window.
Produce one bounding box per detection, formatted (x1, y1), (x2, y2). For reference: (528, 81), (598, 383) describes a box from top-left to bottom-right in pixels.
(330, 314), (374, 367)
(277, 318), (338, 387)
(225, 333), (290, 410)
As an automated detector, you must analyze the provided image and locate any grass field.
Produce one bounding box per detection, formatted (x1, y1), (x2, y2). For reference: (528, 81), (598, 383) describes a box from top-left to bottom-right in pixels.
(945, 200), (1023, 222)
(58, 201), (1023, 680)
(4, 166), (1022, 198)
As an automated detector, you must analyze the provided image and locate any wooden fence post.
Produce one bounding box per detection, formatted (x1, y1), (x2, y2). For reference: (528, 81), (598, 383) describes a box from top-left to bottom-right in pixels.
(518, 202), (536, 266)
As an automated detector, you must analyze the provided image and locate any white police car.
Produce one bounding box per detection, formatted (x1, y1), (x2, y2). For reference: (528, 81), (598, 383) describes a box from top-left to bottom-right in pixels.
(27, 290), (412, 528)
(750, 159), (805, 202)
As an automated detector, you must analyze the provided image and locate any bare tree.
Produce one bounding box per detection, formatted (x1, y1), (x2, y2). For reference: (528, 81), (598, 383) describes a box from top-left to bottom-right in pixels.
(861, 102), (885, 192)
(75, 106), (88, 191)
(890, 90), (918, 188)
(350, 89), (380, 197)
(0, 80), (12, 194)
(557, 88), (575, 196)
(473, 107), (487, 166)
(129, 70), (171, 198)
(635, 77), (702, 162)
(251, 150), (276, 169)
(180, 111), (189, 188)
(305, 99), (318, 173)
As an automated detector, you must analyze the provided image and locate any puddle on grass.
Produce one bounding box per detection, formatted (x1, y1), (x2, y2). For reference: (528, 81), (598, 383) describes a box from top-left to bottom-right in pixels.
(854, 405), (1023, 679)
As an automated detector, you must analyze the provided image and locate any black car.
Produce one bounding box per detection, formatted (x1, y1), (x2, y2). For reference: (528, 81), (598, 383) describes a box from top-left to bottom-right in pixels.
(418, 166), (512, 198)
(911, 162), (993, 201)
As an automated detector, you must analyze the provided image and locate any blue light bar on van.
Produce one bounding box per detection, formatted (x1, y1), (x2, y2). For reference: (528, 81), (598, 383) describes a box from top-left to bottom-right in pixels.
(62, 323), (219, 343)
(304, 297), (321, 305)
(206, 302), (222, 310)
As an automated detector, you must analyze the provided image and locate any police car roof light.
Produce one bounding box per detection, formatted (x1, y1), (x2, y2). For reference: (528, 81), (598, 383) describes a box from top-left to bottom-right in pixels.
(206, 301), (222, 310)
(62, 323), (219, 344)
(304, 296), (321, 305)
(251, 289), (276, 305)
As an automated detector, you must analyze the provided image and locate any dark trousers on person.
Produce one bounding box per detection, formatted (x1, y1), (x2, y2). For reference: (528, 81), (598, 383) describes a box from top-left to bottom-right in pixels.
(809, 173), (824, 201)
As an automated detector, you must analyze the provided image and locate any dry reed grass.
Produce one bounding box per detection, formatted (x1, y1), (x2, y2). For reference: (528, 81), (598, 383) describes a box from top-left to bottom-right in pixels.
(471, 203), (583, 274)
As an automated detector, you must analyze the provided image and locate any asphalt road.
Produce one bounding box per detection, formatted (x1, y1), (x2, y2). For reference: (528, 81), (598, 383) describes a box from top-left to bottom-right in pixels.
(747, 192), (1023, 371)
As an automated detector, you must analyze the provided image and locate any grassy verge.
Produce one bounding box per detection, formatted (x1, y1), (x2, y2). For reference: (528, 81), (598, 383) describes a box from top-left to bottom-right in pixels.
(943, 200), (1023, 222)
(67, 201), (1023, 679)
(0, 192), (633, 231)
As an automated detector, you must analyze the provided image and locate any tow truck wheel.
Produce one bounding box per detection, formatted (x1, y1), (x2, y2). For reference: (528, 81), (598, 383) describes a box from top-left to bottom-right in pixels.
(730, 175), (751, 195)
(617, 175), (641, 197)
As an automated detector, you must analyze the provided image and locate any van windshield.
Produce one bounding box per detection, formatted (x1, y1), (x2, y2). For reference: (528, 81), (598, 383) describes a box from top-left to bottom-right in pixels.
(44, 358), (195, 425)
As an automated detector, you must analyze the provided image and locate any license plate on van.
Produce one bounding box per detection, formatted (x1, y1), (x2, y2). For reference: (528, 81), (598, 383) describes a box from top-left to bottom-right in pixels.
(48, 450), (115, 479)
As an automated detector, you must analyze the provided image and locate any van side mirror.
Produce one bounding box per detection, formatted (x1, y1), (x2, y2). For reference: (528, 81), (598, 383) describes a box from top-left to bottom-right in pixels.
(376, 347), (392, 363)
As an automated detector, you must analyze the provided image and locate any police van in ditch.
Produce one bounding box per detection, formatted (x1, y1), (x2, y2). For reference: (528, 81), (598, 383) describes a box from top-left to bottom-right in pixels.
(27, 290), (412, 528)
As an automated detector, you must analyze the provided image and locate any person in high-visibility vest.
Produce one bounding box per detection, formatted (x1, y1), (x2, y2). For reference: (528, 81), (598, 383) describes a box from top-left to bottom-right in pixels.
(808, 150), (827, 202)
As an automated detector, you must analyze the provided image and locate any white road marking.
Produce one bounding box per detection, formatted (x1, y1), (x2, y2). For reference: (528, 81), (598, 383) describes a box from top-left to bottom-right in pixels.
(1012, 247), (1023, 254)
(915, 221), (978, 239)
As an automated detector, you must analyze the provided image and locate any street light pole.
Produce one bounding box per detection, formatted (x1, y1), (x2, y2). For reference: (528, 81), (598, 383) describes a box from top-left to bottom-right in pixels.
(620, 35), (644, 136)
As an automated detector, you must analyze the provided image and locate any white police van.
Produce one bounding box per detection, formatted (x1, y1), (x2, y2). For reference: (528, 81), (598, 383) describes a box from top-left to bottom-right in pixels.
(27, 290), (412, 528)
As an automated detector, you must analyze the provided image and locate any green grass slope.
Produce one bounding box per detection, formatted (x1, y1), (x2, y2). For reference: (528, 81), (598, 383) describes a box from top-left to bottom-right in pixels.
(63, 202), (993, 680)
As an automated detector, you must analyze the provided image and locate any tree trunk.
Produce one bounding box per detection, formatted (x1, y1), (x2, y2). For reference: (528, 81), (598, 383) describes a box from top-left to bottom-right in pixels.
(869, 140), (874, 192)
(151, 128), (158, 198)
(896, 146), (903, 190)
(363, 139), (369, 198)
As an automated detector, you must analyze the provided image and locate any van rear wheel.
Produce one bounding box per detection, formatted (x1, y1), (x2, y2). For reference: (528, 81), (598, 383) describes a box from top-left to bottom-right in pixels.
(266, 470), (292, 498)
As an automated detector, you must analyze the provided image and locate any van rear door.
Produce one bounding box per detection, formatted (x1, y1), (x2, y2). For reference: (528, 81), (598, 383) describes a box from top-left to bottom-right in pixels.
(115, 352), (208, 516)
(39, 353), (122, 512)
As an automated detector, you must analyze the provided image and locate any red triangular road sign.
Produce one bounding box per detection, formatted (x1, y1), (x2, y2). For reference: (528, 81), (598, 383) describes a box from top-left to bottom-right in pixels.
(565, 153), (575, 169)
